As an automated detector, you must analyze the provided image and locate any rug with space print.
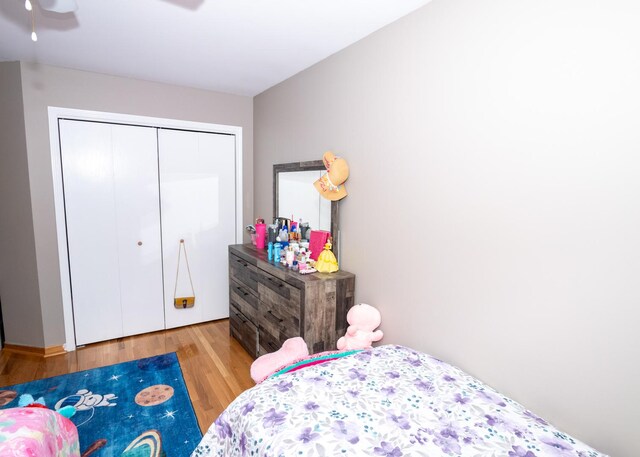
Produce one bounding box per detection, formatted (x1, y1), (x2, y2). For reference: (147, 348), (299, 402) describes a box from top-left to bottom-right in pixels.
(0, 352), (201, 456)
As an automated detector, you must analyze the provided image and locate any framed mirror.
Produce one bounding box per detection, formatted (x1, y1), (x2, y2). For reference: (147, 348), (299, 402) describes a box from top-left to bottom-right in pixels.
(274, 160), (340, 259)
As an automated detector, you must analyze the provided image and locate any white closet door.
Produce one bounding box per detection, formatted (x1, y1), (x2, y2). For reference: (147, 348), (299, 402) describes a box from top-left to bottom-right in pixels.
(60, 120), (121, 345)
(60, 120), (164, 345)
(112, 126), (165, 337)
(159, 129), (236, 328)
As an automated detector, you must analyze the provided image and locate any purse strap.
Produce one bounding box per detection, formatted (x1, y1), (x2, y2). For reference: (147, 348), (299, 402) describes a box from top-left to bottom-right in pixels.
(174, 239), (195, 299)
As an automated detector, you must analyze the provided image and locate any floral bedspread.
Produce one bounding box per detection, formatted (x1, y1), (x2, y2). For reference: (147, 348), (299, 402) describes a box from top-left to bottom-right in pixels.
(193, 345), (606, 457)
(0, 407), (80, 456)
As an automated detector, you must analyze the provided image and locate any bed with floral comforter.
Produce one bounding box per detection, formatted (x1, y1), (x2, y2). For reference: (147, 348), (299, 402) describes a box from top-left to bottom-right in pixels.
(192, 345), (605, 457)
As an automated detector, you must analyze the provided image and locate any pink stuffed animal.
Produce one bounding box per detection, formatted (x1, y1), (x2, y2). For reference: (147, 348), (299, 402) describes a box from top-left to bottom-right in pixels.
(250, 337), (309, 383)
(337, 303), (383, 350)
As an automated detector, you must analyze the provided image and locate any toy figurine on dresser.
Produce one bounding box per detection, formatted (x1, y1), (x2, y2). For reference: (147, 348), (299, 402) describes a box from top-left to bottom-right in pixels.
(316, 240), (339, 273)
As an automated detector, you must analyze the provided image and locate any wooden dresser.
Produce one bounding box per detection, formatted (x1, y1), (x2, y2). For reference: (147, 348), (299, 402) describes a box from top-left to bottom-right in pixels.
(228, 244), (355, 358)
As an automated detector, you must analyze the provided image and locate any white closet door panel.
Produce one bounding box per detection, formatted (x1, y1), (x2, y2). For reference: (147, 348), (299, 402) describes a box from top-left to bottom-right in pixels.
(159, 129), (236, 328)
(112, 126), (165, 337)
(59, 120), (123, 345)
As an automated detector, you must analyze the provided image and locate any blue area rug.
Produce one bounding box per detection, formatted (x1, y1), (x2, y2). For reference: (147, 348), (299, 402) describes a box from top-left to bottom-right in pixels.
(0, 353), (201, 456)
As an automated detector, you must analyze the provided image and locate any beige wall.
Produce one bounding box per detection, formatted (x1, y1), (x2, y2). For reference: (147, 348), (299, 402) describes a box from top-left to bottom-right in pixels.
(11, 62), (253, 347)
(0, 62), (45, 347)
(254, 1), (640, 456)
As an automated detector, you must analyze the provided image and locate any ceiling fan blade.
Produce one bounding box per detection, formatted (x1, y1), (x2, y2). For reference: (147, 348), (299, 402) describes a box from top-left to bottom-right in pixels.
(37, 0), (78, 13)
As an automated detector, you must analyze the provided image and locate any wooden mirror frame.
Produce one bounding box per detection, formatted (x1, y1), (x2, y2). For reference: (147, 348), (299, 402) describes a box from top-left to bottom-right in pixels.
(273, 160), (340, 259)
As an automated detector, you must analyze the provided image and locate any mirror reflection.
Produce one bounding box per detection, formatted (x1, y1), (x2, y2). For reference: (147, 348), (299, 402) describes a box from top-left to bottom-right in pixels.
(273, 160), (340, 259)
(277, 170), (331, 232)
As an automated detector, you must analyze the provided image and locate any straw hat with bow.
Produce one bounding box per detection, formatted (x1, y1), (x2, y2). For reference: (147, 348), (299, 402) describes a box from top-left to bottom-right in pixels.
(314, 151), (349, 201)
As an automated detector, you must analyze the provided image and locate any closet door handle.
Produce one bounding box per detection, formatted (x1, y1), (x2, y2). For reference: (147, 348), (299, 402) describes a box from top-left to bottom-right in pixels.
(137, 241), (143, 246)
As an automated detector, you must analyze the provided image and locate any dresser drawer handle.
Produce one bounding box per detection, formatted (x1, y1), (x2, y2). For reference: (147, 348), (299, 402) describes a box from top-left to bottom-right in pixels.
(233, 311), (247, 324)
(236, 258), (248, 267)
(267, 310), (284, 323)
(267, 277), (284, 288)
(235, 285), (250, 297)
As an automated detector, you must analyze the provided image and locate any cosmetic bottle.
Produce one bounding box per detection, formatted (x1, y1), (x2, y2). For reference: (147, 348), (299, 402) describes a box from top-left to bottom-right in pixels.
(255, 223), (266, 249)
(285, 246), (295, 267)
(273, 242), (282, 263)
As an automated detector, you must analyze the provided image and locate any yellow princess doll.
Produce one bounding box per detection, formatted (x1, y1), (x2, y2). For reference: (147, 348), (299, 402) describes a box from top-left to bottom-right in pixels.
(315, 239), (339, 273)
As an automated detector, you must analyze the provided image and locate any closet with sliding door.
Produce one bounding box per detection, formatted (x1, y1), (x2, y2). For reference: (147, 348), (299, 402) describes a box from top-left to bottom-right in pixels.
(59, 119), (238, 346)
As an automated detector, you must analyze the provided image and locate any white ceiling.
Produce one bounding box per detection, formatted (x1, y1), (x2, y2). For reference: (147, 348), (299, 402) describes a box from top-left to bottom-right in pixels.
(0, 0), (431, 96)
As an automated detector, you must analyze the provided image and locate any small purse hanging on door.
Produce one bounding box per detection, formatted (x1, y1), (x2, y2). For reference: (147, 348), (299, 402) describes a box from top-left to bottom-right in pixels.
(174, 239), (196, 309)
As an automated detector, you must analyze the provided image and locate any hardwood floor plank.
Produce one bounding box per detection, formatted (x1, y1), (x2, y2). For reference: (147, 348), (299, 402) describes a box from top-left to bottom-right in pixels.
(0, 319), (254, 434)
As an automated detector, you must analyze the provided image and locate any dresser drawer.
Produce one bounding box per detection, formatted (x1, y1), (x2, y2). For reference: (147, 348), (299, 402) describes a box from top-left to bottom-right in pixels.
(260, 305), (300, 340)
(229, 304), (258, 357)
(229, 279), (259, 322)
(258, 324), (289, 356)
(258, 271), (302, 318)
(258, 276), (301, 347)
(229, 243), (354, 361)
(229, 254), (259, 295)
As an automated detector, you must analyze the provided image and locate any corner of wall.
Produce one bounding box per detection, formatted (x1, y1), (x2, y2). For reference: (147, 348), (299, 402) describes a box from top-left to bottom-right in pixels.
(0, 61), (45, 347)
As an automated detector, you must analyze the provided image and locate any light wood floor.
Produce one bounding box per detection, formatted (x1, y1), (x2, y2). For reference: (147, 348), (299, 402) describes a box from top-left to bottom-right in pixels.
(0, 319), (255, 433)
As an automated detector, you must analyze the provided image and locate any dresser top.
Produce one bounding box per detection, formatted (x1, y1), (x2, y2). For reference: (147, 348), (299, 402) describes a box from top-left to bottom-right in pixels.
(229, 244), (354, 286)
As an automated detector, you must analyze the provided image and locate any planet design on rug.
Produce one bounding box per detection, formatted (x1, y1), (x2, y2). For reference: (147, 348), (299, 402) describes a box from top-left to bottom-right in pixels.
(81, 438), (107, 457)
(135, 385), (174, 407)
(0, 353), (199, 456)
(121, 429), (164, 457)
(0, 390), (17, 407)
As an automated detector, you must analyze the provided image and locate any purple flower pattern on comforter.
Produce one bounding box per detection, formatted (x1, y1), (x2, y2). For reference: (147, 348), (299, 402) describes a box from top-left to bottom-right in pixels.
(192, 345), (606, 457)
